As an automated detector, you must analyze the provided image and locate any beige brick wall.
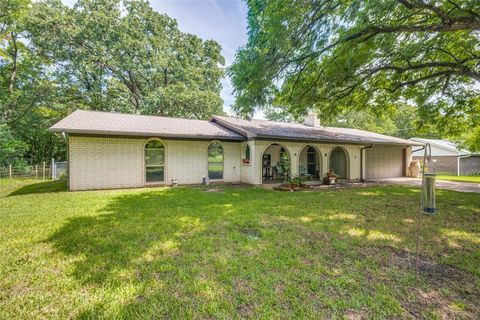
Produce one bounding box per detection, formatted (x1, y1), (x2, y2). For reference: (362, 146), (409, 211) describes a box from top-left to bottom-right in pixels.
(69, 136), (144, 191)
(69, 136), (241, 190)
(240, 140), (258, 184)
(166, 140), (241, 184)
(68, 135), (398, 190)
(365, 145), (404, 178)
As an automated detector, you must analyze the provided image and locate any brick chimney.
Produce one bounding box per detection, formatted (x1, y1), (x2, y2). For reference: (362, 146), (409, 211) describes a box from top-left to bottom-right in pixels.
(303, 111), (321, 127)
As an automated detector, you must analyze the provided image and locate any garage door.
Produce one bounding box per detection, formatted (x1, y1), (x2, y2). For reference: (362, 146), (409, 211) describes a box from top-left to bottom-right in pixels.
(365, 146), (404, 178)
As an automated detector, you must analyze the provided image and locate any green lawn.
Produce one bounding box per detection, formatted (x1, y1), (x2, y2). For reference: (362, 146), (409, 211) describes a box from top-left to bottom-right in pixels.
(0, 180), (479, 319)
(436, 175), (480, 183)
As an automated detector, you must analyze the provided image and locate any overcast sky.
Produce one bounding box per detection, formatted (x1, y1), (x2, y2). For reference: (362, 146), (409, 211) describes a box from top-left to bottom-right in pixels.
(63, 0), (250, 115)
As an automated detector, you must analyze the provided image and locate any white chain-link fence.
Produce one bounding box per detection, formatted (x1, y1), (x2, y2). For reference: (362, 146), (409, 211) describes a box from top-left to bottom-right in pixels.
(0, 160), (67, 180)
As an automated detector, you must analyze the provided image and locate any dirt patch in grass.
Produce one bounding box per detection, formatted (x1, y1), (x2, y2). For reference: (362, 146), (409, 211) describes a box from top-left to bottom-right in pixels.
(372, 246), (480, 319)
(344, 308), (368, 320)
(236, 304), (255, 318)
(239, 226), (261, 239)
(401, 288), (469, 319)
(380, 246), (474, 285)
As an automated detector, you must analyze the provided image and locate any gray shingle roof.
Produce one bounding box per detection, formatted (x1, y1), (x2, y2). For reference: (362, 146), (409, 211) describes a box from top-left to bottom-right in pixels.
(50, 110), (244, 140)
(50, 110), (421, 146)
(212, 116), (421, 146)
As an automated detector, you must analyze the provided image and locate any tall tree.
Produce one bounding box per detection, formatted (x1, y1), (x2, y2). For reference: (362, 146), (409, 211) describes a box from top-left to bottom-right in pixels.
(28, 0), (225, 118)
(230, 0), (480, 150)
(0, 0), (226, 165)
(0, 0), (65, 164)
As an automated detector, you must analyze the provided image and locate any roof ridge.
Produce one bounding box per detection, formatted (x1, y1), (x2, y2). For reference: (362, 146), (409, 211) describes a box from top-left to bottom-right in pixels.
(216, 115), (305, 126)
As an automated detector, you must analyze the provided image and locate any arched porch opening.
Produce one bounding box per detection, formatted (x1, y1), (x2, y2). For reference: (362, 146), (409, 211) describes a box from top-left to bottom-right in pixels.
(298, 145), (322, 181)
(262, 143), (291, 183)
(328, 146), (349, 179)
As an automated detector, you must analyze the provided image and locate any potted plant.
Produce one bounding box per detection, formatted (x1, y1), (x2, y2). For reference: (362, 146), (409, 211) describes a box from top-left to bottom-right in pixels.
(275, 175), (306, 191)
(324, 170), (338, 185)
(289, 176), (306, 190)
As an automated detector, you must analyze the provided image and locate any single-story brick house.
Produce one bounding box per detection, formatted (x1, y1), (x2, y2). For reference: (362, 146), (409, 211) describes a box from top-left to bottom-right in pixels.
(50, 110), (422, 191)
(410, 138), (480, 175)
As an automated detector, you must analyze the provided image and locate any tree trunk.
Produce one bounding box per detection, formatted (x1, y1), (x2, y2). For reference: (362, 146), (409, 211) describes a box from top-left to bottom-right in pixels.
(9, 32), (18, 93)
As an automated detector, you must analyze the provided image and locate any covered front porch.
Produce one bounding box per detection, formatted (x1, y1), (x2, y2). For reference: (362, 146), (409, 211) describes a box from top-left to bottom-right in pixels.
(259, 141), (356, 185)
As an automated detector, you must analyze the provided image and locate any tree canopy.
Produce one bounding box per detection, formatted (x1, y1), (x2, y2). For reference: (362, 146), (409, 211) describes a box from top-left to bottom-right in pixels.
(230, 0), (480, 150)
(0, 0), (225, 165)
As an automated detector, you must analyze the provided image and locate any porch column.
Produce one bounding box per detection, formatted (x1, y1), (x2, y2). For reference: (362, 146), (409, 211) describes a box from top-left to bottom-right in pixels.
(290, 146), (301, 178)
(253, 141), (264, 184)
(320, 148), (329, 176)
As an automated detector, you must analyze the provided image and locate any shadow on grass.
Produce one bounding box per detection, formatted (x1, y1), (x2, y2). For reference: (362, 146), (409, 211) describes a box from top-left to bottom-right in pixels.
(8, 180), (67, 196)
(46, 185), (480, 318)
(47, 187), (257, 282)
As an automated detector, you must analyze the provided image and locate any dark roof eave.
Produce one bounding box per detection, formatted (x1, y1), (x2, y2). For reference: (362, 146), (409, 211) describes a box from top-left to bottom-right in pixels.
(49, 128), (245, 141)
(253, 135), (422, 146)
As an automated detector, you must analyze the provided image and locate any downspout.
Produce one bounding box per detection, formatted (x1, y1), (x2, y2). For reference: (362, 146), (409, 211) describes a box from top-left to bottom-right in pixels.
(360, 144), (373, 181)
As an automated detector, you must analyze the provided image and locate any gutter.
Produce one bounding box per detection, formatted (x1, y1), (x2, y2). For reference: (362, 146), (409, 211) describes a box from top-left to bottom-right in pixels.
(49, 128), (245, 141)
(360, 144), (373, 181)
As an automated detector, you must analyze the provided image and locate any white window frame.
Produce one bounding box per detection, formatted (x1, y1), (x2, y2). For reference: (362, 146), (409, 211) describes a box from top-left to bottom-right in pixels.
(144, 139), (166, 184)
(207, 141), (224, 180)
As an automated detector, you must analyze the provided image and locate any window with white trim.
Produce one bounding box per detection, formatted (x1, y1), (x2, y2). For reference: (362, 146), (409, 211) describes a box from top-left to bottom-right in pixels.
(145, 140), (165, 183)
(208, 142), (224, 179)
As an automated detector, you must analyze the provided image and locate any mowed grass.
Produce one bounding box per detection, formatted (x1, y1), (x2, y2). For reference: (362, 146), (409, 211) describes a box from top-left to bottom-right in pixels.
(0, 180), (479, 319)
(436, 175), (480, 183)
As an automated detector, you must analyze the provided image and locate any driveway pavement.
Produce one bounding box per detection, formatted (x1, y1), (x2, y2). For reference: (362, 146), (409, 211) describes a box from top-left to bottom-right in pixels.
(367, 177), (480, 193)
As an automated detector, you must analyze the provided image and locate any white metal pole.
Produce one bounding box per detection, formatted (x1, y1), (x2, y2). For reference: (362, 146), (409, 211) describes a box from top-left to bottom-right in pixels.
(43, 161), (46, 180)
(51, 158), (55, 180)
(457, 157), (460, 176)
(9, 164), (12, 179)
(35, 165), (38, 180)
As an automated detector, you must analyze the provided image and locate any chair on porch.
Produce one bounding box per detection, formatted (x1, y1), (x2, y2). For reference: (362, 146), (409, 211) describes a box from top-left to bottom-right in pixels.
(275, 165), (288, 181)
(299, 164), (313, 180)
